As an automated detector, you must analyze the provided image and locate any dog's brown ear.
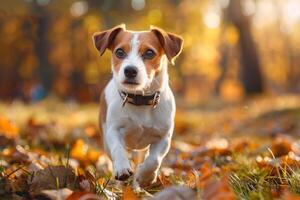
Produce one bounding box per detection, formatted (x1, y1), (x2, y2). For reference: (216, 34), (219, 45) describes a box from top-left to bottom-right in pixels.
(93, 24), (126, 56)
(150, 26), (183, 65)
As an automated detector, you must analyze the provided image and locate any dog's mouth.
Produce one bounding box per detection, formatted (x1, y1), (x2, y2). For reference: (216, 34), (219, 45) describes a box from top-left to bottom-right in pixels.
(123, 79), (139, 85)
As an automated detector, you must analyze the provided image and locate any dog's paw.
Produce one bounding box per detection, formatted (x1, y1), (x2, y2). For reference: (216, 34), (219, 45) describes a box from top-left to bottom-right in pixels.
(134, 165), (158, 187)
(114, 161), (133, 181)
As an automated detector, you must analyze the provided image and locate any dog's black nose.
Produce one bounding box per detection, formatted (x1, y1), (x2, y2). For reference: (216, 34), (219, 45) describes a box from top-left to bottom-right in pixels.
(124, 66), (138, 78)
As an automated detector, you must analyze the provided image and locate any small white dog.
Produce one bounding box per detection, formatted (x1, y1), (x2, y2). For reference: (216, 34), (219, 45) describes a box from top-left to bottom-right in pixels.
(93, 24), (183, 187)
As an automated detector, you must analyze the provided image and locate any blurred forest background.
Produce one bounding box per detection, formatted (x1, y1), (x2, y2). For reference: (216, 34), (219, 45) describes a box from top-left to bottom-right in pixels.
(1, 1), (300, 199)
(1, 0), (300, 104)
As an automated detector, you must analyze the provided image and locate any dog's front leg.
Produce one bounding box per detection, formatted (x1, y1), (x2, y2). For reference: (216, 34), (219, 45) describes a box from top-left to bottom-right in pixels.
(134, 133), (172, 187)
(105, 126), (133, 181)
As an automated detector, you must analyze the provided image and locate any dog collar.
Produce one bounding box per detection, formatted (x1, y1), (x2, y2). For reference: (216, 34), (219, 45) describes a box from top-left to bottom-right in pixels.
(119, 91), (160, 108)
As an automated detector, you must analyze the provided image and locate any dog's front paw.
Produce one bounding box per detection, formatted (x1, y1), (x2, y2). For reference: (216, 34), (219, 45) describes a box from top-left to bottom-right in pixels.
(134, 165), (158, 187)
(114, 161), (133, 181)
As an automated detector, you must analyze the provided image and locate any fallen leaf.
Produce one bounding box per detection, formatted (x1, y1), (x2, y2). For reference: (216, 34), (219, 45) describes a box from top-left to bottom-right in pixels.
(0, 116), (19, 138)
(202, 175), (235, 200)
(71, 139), (102, 164)
(41, 188), (73, 200)
(271, 136), (292, 157)
(151, 185), (196, 200)
(123, 186), (139, 200)
(77, 174), (91, 191)
(84, 124), (98, 137)
(66, 191), (103, 200)
(282, 189), (300, 200)
(29, 165), (76, 195)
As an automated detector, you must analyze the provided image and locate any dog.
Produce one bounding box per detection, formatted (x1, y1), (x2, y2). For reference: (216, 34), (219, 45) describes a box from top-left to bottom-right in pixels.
(93, 24), (183, 187)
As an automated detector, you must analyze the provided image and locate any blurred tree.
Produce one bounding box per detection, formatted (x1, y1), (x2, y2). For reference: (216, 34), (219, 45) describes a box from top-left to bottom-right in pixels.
(273, 1), (300, 92)
(1, 0), (300, 102)
(227, 0), (264, 94)
(27, 0), (52, 93)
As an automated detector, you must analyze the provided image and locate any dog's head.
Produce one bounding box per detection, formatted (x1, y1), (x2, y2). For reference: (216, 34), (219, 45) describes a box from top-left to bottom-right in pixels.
(93, 24), (183, 93)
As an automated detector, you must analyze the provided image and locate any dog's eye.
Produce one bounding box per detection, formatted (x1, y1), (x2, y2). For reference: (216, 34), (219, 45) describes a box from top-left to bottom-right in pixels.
(115, 48), (127, 59)
(143, 49), (156, 60)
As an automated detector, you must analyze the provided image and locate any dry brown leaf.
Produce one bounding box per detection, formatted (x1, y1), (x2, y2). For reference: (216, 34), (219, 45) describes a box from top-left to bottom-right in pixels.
(11, 145), (34, 163)
(271, 137), (292, 157)
(202, 175), (235, 200)
(41, 188), (73, 200)
(151, 185), (196, 200)
(66, 191), (103, 200)
(28, 161), (44, 173)
(77, 174), (92, 191)
(9, 173), (29, 193)
(29, 165), (76, 195)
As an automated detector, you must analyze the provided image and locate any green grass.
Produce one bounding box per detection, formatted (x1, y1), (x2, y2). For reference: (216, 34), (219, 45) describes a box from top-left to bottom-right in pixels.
(229, 162), (272, 200)
(283, 167), (300, 195)
(229, 153), (300, 200)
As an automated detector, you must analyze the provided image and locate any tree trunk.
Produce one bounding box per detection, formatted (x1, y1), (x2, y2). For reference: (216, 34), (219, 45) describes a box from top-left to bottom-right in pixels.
(228, 0), (264, 94)
(30, 1), (53, 92)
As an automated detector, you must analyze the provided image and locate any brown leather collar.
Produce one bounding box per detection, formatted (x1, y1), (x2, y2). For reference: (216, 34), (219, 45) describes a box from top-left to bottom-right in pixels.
(119, 91), (160, 108)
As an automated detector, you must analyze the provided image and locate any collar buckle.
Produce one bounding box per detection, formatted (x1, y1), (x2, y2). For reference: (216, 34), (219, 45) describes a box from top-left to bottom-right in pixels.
(152, 91), (160, 108)
(121, 92), (128, 107)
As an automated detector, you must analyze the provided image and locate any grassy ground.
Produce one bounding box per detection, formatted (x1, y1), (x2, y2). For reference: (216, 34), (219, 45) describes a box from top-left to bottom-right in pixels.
(0, 95), (300, 199)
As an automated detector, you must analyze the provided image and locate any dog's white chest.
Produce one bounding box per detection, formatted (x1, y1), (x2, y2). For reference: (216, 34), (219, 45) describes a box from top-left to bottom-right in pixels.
(124, 125), (161, 149)
(122, 107), (170, 150)
(104, 80), (175, 150)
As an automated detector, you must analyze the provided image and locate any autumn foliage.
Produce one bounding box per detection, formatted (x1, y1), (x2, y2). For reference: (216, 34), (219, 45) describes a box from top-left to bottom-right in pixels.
(0, 95), (300, 199)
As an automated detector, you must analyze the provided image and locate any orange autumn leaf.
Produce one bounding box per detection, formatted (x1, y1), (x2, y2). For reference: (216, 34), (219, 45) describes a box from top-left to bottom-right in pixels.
(202, 175), (235, 200)
(87, 149), (101, 163)
(186, 170), (199, 188)
(0, 116), (19, 138)
(66, 191), (103, 200)
(70, 139), (102, 164)
(84, 124), (98, 137)
(282, 189), (300, 200)
(158, 173), (172, 187)
(186, 162), (220, 189)
(122, 186), (139, 200)
(97, 177), (106, 185)
(198, 162), (216, 187)
(71, 139), (88, 161)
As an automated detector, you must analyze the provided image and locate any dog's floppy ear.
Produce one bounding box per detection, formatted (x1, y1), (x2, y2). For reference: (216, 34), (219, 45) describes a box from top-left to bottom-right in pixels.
(93, 24), (126, 56)
(150, 26), (183, 65)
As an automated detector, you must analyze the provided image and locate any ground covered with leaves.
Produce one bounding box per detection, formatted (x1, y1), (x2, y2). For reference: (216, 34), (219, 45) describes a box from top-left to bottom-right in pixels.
(0, 95), (300, 200)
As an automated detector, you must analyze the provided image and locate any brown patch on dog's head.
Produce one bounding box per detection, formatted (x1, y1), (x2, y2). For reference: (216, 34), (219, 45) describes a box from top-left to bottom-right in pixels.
(137, 32), (164, 77)
(109, 31), (133, 74)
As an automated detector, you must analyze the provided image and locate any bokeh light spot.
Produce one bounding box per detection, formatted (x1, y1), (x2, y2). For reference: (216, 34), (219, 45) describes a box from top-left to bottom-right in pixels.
(204, 12), (220, 29)
(70, 1), (89, 17)
(131, 0), (145, 11)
